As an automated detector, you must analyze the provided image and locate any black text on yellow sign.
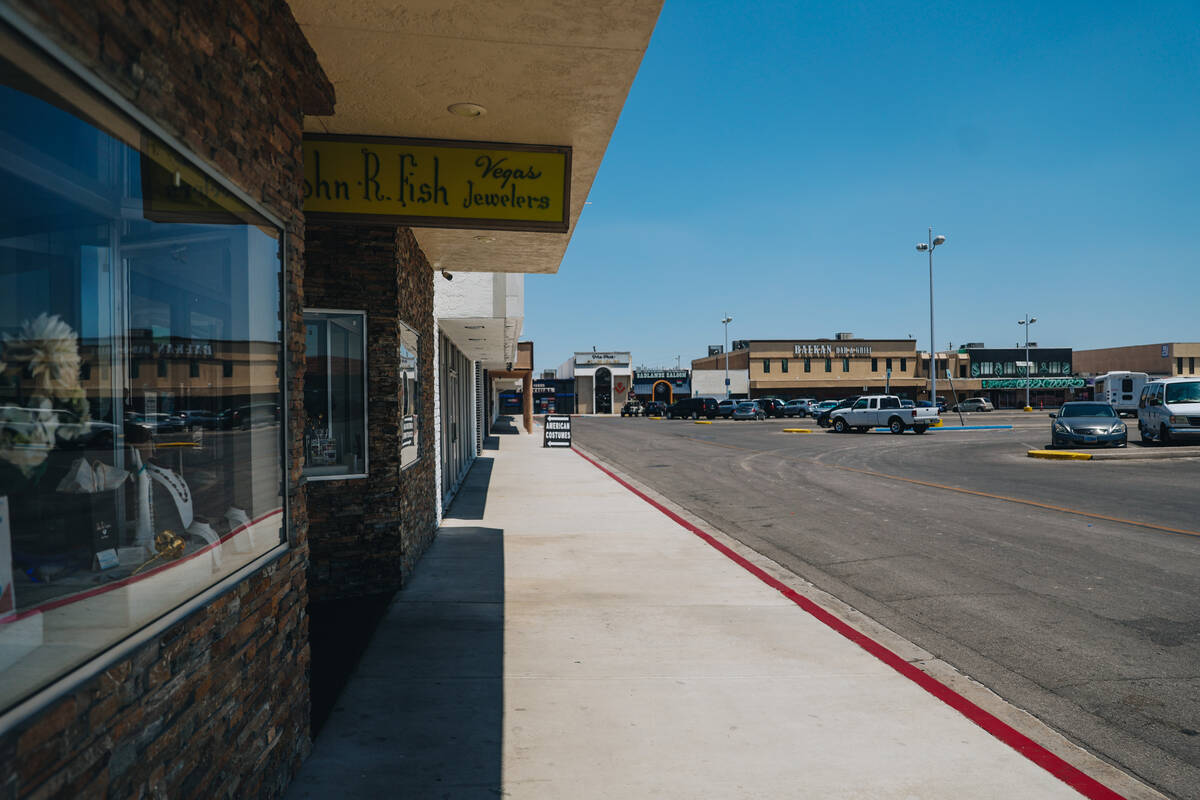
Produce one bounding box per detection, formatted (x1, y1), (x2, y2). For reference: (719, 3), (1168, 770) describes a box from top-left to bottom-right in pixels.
(301, 136), (571, 233)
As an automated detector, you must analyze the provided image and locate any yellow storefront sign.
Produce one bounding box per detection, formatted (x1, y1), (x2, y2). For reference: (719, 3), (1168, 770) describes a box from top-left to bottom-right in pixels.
(301, 136), (571, 233)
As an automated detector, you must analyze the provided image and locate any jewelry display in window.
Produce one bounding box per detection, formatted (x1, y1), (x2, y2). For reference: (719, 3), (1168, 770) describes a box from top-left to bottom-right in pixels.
(306, 413), (337, 466)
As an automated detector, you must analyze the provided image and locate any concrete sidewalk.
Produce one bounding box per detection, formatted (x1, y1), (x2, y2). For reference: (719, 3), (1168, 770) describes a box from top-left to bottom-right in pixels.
(287, 420), (1146, 799)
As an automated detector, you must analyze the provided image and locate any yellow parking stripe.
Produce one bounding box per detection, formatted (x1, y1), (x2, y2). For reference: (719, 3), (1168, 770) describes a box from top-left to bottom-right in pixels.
(1027, 450), (1092, 461)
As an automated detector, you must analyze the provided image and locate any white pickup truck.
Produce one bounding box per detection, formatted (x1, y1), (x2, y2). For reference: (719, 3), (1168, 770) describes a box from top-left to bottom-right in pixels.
(829, 395), (939, 434)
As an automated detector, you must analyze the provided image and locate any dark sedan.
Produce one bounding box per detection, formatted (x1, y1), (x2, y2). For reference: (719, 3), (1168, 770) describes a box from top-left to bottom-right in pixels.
(642, 401), (667, 418)
(1049, 402), (1127, 448)
(758, 398), (786, 418)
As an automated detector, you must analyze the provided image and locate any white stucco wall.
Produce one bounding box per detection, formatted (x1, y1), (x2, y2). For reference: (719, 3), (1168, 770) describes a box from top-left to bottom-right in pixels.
(693, 368), (749, 397)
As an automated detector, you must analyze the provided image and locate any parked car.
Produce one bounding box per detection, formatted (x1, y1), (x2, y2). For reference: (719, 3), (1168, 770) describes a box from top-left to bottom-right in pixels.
(952, 397), (994, 413)
(717, 399), (738, 418)
(817, 397), (860, 427)
(1137, 377), (1200, 445)
(1049, 402), (1127, 448)
(829, 395), (939, 434)
(732, 401), (765, 420)
(620, 400), (643, 417)
(666, 397), (719, 419)
(140, 412), (186, 434)
(757, 398), (786, 418)
(783, 399), (810, 418)
(179, 409), (221, 429)
(642, 401), (668, 418)
(812, 400), (839, 419)
(900, 399), (915, 409)
(237, 403), (279, 429)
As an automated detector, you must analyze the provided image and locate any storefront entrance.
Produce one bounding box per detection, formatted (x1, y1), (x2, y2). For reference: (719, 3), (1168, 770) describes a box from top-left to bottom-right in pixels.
(653, 380), (673, 404)
(595, 367), (612, 414)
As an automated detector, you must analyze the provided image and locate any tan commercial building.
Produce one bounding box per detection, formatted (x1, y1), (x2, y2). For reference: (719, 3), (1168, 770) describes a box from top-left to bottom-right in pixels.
(692, 336), (927, 401)
(1074, 343), (1200, 378)
(691, 336), (1086, 408)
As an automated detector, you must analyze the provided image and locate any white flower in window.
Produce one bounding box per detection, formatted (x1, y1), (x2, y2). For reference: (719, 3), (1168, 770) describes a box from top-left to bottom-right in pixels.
(2, 313), (84, 402)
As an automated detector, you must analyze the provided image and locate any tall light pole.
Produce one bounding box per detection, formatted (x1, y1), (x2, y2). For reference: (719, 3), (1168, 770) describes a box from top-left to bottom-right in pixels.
(915, 229), (946, 406)
(1018, 314), (1037, 410)
(722, 314), (733, 399)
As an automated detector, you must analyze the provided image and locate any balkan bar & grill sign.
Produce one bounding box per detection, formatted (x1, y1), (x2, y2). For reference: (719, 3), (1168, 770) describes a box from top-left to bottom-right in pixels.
(302, 135), (571, 233)
(543, 415), (572, 448)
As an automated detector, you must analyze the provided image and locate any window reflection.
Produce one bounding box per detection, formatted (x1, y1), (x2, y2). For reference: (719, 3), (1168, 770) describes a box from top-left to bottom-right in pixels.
(0, 47), (283, 712)
(400, 323), (420, 468)
(303, 311), (366, 477)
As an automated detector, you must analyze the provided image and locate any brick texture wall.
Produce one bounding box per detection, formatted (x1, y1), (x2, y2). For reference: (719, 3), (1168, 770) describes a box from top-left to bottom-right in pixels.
(0, 1), (333, 797)
(304, 225), (438, 602)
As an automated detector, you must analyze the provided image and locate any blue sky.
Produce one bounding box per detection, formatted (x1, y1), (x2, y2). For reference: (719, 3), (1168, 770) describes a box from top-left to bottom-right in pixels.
(525, 0), (1200, 371)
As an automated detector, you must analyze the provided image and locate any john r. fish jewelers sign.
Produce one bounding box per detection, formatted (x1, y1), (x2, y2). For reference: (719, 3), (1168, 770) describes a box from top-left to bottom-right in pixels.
(302, 136), (571, 233)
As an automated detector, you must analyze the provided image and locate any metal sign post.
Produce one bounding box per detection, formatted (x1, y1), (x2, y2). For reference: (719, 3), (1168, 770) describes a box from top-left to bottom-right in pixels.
(945, 370), (965, 426)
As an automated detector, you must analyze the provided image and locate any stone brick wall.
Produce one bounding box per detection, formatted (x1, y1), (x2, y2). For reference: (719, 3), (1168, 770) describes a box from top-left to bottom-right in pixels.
(0, 1), (332, 797)
(304, 225), (438, 602)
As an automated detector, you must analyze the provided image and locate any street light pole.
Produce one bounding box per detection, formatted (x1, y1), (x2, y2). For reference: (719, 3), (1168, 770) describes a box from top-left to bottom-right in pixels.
(915, 228), (946, 406)
(1018, 314), (1037, 410)
(722, 314), (733, 399)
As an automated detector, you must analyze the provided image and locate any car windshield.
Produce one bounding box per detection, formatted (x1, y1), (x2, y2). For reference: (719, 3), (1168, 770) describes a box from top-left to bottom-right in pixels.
(1059, 403), (1115, 418)
(737, 402), (755, 409)
(1165, 381), (1200, 404)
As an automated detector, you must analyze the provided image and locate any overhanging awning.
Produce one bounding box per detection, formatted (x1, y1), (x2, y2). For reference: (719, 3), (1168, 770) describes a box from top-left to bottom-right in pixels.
(288, 0), (663, 274)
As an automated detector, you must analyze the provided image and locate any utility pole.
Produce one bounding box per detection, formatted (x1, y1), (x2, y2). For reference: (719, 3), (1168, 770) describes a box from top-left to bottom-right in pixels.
(722, 314), (733, 399)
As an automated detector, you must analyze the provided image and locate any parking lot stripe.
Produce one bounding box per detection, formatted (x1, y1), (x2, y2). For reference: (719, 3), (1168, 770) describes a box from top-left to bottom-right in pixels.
(572, 447), (1128, 800)
(1027, 450), (1094, 461)
(833, 464), (1200, 539)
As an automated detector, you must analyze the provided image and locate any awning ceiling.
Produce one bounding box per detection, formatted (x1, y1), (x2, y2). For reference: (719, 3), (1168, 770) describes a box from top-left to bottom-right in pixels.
(288, 0), (662, 274)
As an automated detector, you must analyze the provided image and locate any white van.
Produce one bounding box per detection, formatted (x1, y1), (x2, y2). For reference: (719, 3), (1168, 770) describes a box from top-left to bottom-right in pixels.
(1093, 371), (1148, 417)
(1137, 377), (1200, 444)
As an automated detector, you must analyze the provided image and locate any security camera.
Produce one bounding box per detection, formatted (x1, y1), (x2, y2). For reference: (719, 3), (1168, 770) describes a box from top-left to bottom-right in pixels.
(441, 269), (453, 281)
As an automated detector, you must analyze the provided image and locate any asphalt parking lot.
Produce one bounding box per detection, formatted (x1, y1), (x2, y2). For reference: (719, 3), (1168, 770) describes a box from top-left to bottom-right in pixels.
(573, 411), (1200, 799)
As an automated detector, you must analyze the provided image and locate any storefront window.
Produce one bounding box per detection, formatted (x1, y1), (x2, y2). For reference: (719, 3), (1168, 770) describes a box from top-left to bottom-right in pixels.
(0, 39), (284, 713)
(303, 311), (366, 478)
(399, 322), (421, 468)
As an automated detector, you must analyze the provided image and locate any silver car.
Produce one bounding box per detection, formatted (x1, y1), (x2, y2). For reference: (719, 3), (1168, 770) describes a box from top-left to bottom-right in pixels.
(1049, 402), (1127, 448)
(954, 397), (994, 412)
(732, 401), (765, 420)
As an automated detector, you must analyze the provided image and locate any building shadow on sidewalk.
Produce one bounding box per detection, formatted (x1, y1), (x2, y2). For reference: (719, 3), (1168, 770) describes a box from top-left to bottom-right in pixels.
(289, 459), (505, 798)
(491, 414), (520, 435)
(443, 458), (493, 520)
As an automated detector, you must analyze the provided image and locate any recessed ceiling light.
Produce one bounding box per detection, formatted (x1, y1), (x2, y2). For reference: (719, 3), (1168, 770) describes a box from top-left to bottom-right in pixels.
(474, 235), (495, 243)
(448, 102), (487, 118)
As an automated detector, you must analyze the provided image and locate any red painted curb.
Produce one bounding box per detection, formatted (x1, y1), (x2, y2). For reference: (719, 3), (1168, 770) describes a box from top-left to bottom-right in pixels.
(573, 447), (1126, 800)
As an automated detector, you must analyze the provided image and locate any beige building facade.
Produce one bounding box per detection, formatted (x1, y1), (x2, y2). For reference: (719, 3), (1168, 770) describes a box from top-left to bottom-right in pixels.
(692, 338), (927, 401)
(1074, 342), (1200, 378)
